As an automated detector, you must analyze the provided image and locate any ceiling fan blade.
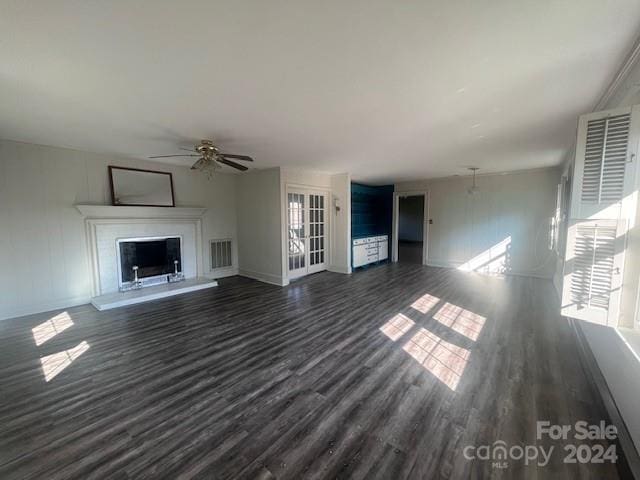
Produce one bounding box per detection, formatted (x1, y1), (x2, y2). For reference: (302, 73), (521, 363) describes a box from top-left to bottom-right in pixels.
(180, 147), (197, 153)
(217, 158), (249, 171)
(220, 153), (253, 162)
(190, 157), (207, 170)
(149, 154), (200, 158)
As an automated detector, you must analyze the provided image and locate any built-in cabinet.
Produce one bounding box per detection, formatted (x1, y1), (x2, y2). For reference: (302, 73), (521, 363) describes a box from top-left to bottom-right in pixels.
(353, 235), (388, 268)
(351, 183), (393, 270)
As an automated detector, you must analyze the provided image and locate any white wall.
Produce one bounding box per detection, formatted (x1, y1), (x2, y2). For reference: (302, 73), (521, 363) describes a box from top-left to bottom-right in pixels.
(329, 173), (351, 274)
(236, 168), (284, 285)
(280, 168), (332, 190)
(0, 140), (238, 320)
(396, 168), (559, 278)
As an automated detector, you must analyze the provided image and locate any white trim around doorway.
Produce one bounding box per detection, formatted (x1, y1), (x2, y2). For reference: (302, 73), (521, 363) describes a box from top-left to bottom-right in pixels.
(392, 190), (429, 265)
(282, 183), (332, 281)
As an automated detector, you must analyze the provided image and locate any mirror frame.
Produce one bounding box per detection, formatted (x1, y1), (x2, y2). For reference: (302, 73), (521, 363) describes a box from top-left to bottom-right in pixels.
(109, 166), (176, 207)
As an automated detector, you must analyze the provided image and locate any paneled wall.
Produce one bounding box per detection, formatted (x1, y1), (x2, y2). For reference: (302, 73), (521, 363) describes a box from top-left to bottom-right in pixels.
(351, 183), (393, 240)
(396, 168), (559, 278)
(0, 140), (238, 320)
(236, 168), (284, 285)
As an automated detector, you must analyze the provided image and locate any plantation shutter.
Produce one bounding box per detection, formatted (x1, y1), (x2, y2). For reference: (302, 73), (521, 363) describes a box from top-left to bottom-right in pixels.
(562, 220), (626, 324)
(562, 105), (639, 325)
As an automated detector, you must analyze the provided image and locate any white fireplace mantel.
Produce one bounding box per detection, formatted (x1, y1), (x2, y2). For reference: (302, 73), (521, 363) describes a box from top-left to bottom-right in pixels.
(76, 204), (208, 298)
(75, 205), (207, 219)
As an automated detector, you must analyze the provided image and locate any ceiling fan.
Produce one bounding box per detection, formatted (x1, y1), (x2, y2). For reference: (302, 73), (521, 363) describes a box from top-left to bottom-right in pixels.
(149, 140), (253, 176)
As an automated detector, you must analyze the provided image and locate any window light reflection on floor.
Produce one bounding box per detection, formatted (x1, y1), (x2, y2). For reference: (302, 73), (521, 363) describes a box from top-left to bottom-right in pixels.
(379, 313), (415, 341)
(40, 341), (89, 382)
(32, 311), (74, 346)
(410, 293), (440, 314)
(433, 303), (486, 341)
(402, 328), (470, 391)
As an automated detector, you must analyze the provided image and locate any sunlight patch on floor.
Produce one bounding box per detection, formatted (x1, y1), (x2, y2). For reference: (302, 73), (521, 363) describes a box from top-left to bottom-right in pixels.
(379, 313), (415, 341)
(433, 303), (486, 341)
(32, 311), (74, 346)
(403, 328), (470, 391)
(410, 293), (440, 314)
(40, 341), (89, 382)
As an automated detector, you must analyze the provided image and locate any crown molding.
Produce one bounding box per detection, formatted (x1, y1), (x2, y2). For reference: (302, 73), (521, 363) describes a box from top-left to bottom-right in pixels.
(594, 33), (640, 111)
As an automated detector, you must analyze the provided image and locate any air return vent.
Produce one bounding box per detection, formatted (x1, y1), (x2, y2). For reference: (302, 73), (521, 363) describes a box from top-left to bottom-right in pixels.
(210, 239), (233, 269)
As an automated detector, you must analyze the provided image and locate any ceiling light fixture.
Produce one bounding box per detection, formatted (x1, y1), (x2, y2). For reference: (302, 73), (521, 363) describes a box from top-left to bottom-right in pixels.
(467, 167), (480, 195)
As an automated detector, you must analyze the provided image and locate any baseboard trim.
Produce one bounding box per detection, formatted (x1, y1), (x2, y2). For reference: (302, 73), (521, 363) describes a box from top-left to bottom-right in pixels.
(238, 269), (288, 287)
(0, 295), (92, 322)
(328, 265), (352, 275)
(425, 260), (552, 279)
(570, 319), (640, 479)
(205, 267), (239, 279)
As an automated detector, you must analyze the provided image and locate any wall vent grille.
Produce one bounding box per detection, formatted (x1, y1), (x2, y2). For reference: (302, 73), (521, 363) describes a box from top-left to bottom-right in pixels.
(210, 239), (233, 269)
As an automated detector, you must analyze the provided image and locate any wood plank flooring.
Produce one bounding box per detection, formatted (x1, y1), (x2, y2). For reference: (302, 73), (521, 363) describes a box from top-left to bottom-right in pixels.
(0, 264), (625, 479)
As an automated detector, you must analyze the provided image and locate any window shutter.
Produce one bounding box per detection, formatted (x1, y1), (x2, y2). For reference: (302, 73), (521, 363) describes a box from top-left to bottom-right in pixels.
(581, 114), (630, 204)
(563, 220), (625, 324)
(571, 106), (638, 219)
(570, 223), (616, 311)
(562, 105), (639, 325)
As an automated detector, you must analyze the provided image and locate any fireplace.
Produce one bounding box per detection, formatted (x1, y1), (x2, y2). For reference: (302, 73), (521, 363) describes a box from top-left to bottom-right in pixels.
(117, 236), (184, 290)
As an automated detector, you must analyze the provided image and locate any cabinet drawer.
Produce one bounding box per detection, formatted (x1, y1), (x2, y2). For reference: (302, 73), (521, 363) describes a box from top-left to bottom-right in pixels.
(353, 245), (368, 267)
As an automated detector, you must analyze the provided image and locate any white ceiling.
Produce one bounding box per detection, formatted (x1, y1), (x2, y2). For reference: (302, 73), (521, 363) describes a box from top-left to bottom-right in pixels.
(1, 1), (639, 183)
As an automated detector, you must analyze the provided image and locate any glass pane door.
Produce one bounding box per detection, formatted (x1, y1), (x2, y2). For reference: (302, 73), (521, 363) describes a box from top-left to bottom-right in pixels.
(308, 193), (327, 273)
(287, 190), (328, 278)
(287, 192), (306, 277)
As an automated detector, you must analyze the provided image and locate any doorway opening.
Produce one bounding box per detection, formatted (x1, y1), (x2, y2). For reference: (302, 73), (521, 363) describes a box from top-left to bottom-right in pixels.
(397, 194), (425, 264)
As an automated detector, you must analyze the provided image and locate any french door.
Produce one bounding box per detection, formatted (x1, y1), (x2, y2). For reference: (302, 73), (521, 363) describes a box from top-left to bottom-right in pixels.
(287, 188), (328, 279)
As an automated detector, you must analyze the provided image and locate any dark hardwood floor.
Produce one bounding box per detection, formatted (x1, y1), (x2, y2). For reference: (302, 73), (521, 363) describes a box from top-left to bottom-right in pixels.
(398, 240), (423, 264)
(0, 264), (623, 479)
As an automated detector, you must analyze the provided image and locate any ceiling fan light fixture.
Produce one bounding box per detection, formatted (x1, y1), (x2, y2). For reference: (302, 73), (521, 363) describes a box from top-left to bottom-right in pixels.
(149, 139), (254, 177)
(201, 158), (222, 179)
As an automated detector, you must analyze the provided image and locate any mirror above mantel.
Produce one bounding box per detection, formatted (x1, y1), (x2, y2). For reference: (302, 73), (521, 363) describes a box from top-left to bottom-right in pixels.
(109, 166), (175, 207)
